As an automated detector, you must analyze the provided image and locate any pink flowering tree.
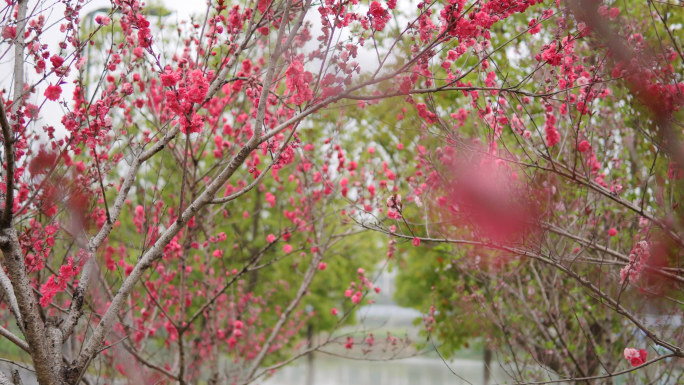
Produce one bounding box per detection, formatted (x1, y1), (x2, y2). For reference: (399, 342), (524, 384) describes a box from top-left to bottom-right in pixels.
(0, 0), (536, 383)
(0, 0), (681, 385)
(350, 0), (683, 383)
(0, 0), (425, 382)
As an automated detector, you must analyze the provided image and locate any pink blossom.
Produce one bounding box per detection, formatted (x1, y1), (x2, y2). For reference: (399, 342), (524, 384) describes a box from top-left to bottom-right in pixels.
(544, 114), (560, 147)
(283, 244), (293, 253)
(528, 19), (541, 35)
(136, 14), (152, 48)
(24, 104), (39, 119)
(75, 56), (87, 70)
(351, 291), (362, 304)
(545, 127), (560, 147)
(39, 258), (80, 307)
(609, 7), (620, 19)
(75, 161), (85, 173)
(187, 69), (209, 103)
(608, 228), (618, 237)
(265, 192), (276, 207)
(2, 26), (16, 40)
(273, 146), (296, 170)
(39, 275), (60, 307)
(368, 1), (384, 17)
(441, 151), (543, 246)
(624, 348), (647, 367)
(285, 60), (313, 105)
(318, 262), (327, 270)
(345, 336), (353, 349)
(331, 308), (338, 316)
(95, 15), (111, 26)
(412, 237), (420, 247)
(368, 1), (390, 31)
(540, 44), (562, 66)
(179, 113), (204, 134)
(44, 84), (62, 101)
(620, 240), (650, 284)
(577, 140), (591, 153)
(133, 205), (145, 234)
(133, 47), (144, 59)
(121, 83), (133, 95)
(267, 234), (276, 243)
(227, 337), (237, 348)
(160, 70), (179, 87)
(50, 55), (64, 68)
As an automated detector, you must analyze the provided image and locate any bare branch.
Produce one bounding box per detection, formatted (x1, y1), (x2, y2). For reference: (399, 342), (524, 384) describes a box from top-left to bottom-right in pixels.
(0, 261), (22, 327)
(0, 325), (28, 353)
(0, 100), (14, 229)
(517, 353), (677, 384)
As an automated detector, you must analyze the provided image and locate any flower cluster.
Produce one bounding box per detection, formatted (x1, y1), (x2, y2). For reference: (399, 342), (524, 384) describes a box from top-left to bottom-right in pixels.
(343, 268), (379, 305)
(44, 84), (62, 101)
(368, 1), (391, 31)
(39, 257), (82, 307)
(620, 240), (650, 284)
(285, 60), (313, 105)
(624, 347), (648, 367)
(163, 69), (210, 133)
(386, 194), (402, 219)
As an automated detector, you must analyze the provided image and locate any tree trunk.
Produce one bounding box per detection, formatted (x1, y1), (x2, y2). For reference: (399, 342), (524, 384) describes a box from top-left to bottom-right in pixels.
(305, 324), (314, 385)
(483, 346), (492, 385)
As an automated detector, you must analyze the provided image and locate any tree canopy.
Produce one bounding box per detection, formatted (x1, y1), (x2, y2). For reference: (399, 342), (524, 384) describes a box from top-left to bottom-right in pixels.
(0, 0), (681, 384)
